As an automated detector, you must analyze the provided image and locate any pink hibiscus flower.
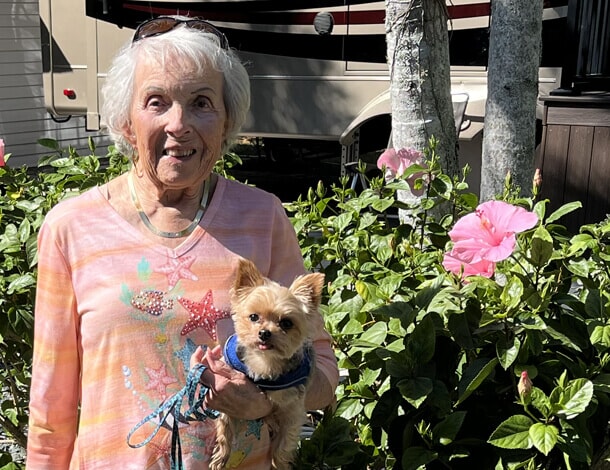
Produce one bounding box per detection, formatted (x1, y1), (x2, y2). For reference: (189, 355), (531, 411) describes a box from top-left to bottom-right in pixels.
(442, 251), (496, 279)
(448, 201), (538, 264)
(0, 139), (5, 167)
(443, 200), (538, 279)
(377, 147), (428, 196)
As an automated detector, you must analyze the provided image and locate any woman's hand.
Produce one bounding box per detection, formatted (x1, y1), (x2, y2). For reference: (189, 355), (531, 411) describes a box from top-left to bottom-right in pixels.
(190, 346), (272, 420)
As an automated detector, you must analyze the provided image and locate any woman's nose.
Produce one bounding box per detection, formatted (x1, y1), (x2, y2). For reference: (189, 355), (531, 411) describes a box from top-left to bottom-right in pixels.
(164, 104), (192, 137)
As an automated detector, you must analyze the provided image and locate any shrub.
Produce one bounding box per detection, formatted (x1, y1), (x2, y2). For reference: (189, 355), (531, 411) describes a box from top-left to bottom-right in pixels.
(0, 139), (130, 468)
(288, 141), (610, 469)
(4, 138), (610, 470)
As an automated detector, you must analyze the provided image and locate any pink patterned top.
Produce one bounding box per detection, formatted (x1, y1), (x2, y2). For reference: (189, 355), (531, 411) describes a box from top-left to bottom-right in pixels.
(26, 176), (339, 469)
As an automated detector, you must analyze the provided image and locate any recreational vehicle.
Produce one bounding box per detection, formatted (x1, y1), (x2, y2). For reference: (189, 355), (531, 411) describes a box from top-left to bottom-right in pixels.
(39, 0), (571, 178)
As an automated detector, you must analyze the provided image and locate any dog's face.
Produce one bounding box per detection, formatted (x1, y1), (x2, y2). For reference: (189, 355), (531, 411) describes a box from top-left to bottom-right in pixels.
(230, 259), (324, 375)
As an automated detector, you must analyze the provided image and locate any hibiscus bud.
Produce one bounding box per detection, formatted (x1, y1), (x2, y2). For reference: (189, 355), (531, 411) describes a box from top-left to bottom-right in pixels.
(0, 138), (5, 167)
(533, 168), (542, 190)
(517, 370), (533, 398)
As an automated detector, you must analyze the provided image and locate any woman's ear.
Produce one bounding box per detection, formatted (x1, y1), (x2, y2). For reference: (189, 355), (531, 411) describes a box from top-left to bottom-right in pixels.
(123, 122), (137, 146)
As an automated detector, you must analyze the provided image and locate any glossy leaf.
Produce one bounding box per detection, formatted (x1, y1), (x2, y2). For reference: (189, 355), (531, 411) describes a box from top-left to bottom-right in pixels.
(488, 415), (534, 449)
(529, 423), (558, 456)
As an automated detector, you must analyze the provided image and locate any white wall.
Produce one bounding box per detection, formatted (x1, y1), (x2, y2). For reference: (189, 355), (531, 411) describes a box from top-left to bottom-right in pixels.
(0, 0), (111, 166)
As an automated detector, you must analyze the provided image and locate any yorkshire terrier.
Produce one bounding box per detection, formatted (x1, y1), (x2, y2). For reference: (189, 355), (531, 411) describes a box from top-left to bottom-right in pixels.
(209, 259), (325, 470)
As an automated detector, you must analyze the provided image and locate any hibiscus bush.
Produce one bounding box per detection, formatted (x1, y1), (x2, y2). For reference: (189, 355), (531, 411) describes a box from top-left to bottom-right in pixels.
(0, 139), (131, 468)
(4, 137), (610, 470)
(288, 141), (610, 469)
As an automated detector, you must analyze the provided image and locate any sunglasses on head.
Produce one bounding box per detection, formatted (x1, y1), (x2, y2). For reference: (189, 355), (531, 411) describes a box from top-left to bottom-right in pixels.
(132, 16), (229, 49)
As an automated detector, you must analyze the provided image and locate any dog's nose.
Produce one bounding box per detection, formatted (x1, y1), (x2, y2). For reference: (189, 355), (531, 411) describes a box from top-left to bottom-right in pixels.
(259, 329), (271, 341)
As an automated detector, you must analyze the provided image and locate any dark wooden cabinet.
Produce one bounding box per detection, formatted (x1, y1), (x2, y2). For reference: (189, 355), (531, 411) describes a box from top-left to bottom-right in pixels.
(537, 94), (610, 232)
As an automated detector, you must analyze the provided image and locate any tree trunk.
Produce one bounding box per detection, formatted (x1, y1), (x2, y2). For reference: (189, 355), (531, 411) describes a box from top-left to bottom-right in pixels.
(480, 0), (543, 201)
(385, 0), (457, 221)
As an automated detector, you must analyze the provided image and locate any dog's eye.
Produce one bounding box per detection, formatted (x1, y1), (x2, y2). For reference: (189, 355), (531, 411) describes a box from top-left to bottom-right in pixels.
(249, 313), (259, 322)
(278, 318), (293, 330)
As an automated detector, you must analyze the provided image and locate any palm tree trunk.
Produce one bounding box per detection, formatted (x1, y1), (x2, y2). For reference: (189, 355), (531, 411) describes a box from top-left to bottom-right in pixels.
(480, 0), (543, 201)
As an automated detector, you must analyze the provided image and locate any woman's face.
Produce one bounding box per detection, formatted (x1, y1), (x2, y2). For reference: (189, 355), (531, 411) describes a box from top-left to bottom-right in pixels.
(127, 55), (227, 190)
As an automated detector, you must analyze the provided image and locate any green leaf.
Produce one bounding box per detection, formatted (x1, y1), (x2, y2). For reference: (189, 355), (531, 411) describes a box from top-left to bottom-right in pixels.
(496, 336), (521, 370)
(488, 415), (534, 449)
(373, 301), (415, 325)
(456, 357), (499, 406)
(370, 389), (402, 427)
(545, 201), (582, 224)
(556, 419), (593, 464)
(341, 318), (364, 335)
(529, 422), (558, 456)
(335, 398), (364, 420)
(15, 199), (41, 212)
(37, 137), (61, 150)
(432, 411), (467, 445)
(530, 387), (552, 418)
(370, 234), (393, 263)
(593, 373), (610, 394)
(18, 217), (32, 244)
(402, 447), (438, 470)
(355, 280), (378, 303)
(413, 277), (444, 310)
(7, 273), (36, 295)
(500, 277), (523, 310)
(359, 322), (387, 346)
(359, 368), (381, 387)
(322, 441), (362, 467)
(405, 314), (436, 364)
(567, 258), (591, 277)
(371, 197), (394, 213)
(589, 322), (610, 351)
(447, 311), (474, 349)
(385, 351), (413, 378)
(398, 377), (433, 409)
(584, 289), (603, 318)
(567, 233), (596, 257)
(530, 226), (553, 267)
(333, 212), (353, 233)
(556, 379), (593, 420)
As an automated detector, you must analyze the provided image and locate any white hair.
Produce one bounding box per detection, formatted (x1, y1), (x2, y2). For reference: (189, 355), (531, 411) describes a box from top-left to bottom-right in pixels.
(101, 20), (250, 158)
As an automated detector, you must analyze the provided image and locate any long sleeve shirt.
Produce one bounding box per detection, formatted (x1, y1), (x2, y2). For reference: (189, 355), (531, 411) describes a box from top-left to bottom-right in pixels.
(26, 176), (339, 469)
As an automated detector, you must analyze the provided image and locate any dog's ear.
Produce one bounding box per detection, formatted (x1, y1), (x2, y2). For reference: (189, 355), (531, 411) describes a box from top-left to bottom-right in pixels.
(289, 272), (325, 311)
(234, 259), (265, 290)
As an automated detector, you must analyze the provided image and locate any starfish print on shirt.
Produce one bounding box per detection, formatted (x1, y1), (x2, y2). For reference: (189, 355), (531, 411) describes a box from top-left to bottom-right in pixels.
(178, 290), (230, 341)
(144, 363), (178, 400)
(155, 256), (198, 290)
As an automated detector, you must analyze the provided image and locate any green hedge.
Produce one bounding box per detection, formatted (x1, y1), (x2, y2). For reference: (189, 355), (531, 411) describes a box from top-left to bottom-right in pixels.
(2, 139), (610, 470)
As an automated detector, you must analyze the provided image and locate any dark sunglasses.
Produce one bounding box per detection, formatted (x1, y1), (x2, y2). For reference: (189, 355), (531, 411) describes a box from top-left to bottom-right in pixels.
(132, 16), (229, 49)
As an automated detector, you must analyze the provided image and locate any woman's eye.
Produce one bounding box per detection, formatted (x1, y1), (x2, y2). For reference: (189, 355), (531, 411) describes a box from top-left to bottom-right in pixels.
(145, 96), (165, 108)
(194, 96), (212, 109)
(249, 313), (259, 322)
(278, 318), (293, 330)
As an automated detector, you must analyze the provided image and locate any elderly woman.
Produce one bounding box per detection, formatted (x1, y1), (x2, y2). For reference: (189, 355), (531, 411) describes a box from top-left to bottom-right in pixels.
(26, 17), (339, 469)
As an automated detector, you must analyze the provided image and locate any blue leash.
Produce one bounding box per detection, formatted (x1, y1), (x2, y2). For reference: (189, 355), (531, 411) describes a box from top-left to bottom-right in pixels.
(127, 363), (219, 469)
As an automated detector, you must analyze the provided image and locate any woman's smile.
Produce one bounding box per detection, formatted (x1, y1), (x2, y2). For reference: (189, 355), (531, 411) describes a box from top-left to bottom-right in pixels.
(162, 148), (197, 158)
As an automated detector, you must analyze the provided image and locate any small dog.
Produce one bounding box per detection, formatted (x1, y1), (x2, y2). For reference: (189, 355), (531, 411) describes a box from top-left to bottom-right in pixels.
(209, 259), (325, 470)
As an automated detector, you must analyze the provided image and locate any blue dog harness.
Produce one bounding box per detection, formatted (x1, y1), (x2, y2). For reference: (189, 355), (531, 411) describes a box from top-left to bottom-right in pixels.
(223, 334), (312, 390)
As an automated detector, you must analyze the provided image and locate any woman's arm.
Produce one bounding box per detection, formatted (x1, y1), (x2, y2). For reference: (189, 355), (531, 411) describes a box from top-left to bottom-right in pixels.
(26, 223), (80, 469)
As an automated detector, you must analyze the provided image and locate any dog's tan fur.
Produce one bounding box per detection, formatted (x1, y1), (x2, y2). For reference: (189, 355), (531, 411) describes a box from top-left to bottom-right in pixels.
(209, 259), (324, 470)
